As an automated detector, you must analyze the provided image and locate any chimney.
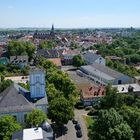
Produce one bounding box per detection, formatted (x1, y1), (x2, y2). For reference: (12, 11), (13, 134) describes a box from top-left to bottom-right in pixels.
(89, 87), (93, 91)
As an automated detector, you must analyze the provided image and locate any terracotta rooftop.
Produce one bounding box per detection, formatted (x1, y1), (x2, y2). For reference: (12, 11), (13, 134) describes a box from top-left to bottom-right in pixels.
(47, 58), (62, 67)
(63, 49), (80, 55)
(80, 86), (105, 99)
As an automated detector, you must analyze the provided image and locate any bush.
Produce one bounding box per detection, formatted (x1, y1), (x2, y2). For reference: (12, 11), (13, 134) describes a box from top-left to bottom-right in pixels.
(87, 108), (99, 116)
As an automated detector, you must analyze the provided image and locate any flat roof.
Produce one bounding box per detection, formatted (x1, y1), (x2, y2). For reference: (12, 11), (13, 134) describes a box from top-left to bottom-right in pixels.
(112, 83), (140, 93)
(23, 127), (43, 140)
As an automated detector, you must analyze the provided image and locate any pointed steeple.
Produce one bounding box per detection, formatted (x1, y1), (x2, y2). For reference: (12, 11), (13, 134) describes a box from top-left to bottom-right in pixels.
(50, 24), (55, 39)
(51, 24), (54, 32)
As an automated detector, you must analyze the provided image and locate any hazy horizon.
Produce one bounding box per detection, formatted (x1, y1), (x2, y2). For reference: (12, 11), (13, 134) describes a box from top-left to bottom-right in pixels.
(0, 0), (140, 28)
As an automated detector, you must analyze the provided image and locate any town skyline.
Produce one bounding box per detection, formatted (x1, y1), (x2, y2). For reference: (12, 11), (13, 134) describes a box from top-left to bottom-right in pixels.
(0, 0), (140, 28)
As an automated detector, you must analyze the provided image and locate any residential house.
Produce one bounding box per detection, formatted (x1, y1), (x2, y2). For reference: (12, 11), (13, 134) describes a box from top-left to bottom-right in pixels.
(80, 86), (105, 106)
(83, 51), (105, 65)
(10, 55), (29, 68)
(80, 63), (133, 86)
(62, 49), (80, 65)
(0, 69), (48, 124)
(37, 49), (62, 58)
(47, 58), (62, 69)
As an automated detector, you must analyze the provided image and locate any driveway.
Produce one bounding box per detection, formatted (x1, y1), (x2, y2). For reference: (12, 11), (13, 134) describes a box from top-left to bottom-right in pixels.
(56, 109), (89, 140)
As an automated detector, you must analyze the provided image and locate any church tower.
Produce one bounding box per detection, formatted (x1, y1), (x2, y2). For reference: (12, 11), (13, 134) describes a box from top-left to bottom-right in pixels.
(29, 69), (46, 99)
(50, 24), (55, 39)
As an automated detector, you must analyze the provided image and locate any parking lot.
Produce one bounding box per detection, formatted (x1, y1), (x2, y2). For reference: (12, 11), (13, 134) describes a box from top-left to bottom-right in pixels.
(67, 70), (95, 91)
(56, 109), (89, 140)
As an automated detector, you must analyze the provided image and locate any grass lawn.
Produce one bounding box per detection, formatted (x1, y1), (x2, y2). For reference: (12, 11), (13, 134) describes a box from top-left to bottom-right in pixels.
(83, 115), (94, 130)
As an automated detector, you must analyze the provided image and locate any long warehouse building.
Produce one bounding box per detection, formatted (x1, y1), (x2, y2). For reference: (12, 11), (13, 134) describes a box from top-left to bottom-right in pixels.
(80, 63), (133, 86)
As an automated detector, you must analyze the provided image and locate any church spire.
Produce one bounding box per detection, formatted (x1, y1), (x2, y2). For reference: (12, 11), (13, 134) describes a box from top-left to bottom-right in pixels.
(50, 24), (55, 39)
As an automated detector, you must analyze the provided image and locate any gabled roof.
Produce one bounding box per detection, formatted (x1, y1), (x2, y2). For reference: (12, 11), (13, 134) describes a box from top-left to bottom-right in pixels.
(47, 58), (62, 67)
(83, 52), (101, 62)
(0, 83), (35, 113)
(81, 62), (127, 80)
(81, 86), (105, 99)
(91, 63), (125, 79)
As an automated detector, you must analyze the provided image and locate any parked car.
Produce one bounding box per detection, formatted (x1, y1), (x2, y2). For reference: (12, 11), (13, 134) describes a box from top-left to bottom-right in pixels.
(76, 130), (82, 138)
(75, 124), (81, 130)
(72, 118), (78, 124)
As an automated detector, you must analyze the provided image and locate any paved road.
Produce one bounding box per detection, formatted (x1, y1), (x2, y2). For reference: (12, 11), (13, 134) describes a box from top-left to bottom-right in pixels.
(56, 109), (89, 140)
(74, 109), (89, 140)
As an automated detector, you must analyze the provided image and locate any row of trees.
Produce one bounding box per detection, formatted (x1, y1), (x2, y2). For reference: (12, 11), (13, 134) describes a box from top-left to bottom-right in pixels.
(88, 85), (140, 140)
(37, 57), (77, 127)
(106, 59), (140, 77)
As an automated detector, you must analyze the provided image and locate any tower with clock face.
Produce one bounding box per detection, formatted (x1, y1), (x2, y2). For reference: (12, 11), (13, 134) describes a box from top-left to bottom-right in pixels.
(29, 69), (46, 99)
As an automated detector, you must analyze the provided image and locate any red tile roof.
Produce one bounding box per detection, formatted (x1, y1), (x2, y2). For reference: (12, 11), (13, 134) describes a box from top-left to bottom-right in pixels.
(80, 86), (105, 99)
(47, 58), (62, 67)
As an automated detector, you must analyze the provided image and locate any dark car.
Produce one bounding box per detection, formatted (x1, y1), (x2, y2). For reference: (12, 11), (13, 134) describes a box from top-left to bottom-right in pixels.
(72, 118), (78, 124)
(75, 124), (81, 130)
(76, 130), (82, 138)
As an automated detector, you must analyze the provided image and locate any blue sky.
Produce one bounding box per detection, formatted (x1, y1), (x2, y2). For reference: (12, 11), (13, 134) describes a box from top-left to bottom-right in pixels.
(0, 0), (140, 28)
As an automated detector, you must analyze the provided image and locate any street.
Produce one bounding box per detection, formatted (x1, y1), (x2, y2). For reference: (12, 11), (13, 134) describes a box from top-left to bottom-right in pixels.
(56, 109), (89, 140)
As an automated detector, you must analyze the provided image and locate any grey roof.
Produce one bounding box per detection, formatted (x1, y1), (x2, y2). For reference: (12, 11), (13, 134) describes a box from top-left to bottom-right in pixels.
(34, 95), (48, 105)
(36, 49), (62, 58)
(81, 65), (114, 81)
(0, 83), (35, 113)
(83, 52), (101, 63)
(81, 63), (127, 80)
(10, 55), (28, 63)
(91, 63), (125, 78)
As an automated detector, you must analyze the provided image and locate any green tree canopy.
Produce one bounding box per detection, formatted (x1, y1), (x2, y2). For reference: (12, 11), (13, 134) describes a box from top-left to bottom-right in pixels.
(0, 79), (13, 93)
(119, 106), (140, 140)
(0, 115), (21, 140)
(72, 55), (84, 68)
(25, 109), (47, 127)
(100, 84), (118, 109)
(39, 40), (56, 49)
(89, 108), (134, 140)
(7, 40), (35, 61)
(48, 96), (74, 126)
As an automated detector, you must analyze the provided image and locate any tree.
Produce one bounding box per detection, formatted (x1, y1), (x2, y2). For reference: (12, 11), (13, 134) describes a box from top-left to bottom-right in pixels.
(48, 96), (74, 126)
(119, 106), (140, 140)
(0, 79), (13, 93)
(25, 109), (47, 127)
(39, 40), (56, 50)
(7, 40), (35, 61)
(89, 108), (134, 140)
(100, 84), (118, 109)
(72, 55), (84, 68)
(46, 83), (62, 102)
(0, 115), (21, 140)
